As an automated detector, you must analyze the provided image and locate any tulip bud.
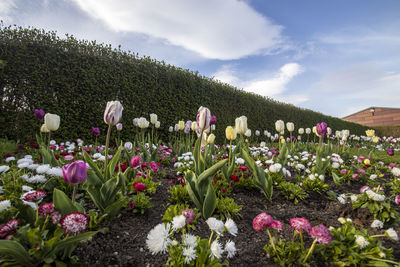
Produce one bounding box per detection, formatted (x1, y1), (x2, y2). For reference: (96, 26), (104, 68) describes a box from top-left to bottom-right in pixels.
(316, 122), (327, 136)
(211, 124), (216, 131)
(40, 124), (50, 133)
(104, 101), (123, 126)
(245, 129), (251, 137)
(137, 117), (149, 129)
(365, 129), (375, 137)
(298, 128), (304, 135)
(210, 115), (216, 125)
(150, 113), (158, 125)
(155, 121), (160, 128)
(327, 127), (332, 135)
(207, 133), (216, 144)
(372, 136), (379, 143)
(91, 127), (100, 136)
(174, 124), (179, 132)
(44, 113), (60, 131)
(169, 126), (174, 132)
(286, 122), (294, 132)
(191, 121), (197, 131)
(275, 120), (285, 133)
(116, 123), (123, 131)
(306, 128), (311, 134)
(226, 126), (237, 141)
(35, 109), (45, 120)
(124, 142), (133, 151)
(178, 121), (185, 131)
(235, 116), (248, 135)
(133, 118), (139, 127)
(200, 132), (208, 147)
(196, 106), (211, 131)
(255, 130), (260, 136)
(62, 160), (87, 185)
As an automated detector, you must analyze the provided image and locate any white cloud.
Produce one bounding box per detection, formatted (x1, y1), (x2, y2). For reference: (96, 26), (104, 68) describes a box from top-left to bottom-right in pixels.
(0, 0), (17, 20)
(70, 0), (286, 60)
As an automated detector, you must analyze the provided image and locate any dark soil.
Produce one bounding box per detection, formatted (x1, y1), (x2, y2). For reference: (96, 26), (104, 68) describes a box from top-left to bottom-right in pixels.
(75, 168), (400, 266)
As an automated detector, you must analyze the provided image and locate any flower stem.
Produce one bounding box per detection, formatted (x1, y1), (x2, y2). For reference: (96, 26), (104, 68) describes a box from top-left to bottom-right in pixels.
(208, 230), (214, 246)
(104, 124), (112, 173)
(72, 184), (78, 203)
(303, 238), (317, 263)
(366, 256), (400, 265)
(228, 140), (232, 168)
(267, 229), (280, 261)
(370, 234), (385, 238)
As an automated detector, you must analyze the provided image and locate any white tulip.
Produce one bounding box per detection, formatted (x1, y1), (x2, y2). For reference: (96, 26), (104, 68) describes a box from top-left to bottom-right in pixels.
(150, 113), (158, 124)
(44, 113), (60, 131)
(275, 120), (285, 133)
(286, 122), (294, 132)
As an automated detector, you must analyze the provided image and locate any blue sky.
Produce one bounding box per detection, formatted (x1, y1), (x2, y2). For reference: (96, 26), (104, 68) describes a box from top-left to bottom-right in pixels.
(1, 0), (400, 118)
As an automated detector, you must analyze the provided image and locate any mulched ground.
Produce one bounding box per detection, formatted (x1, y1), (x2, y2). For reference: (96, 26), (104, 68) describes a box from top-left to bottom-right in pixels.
(75, 167), (400, 266)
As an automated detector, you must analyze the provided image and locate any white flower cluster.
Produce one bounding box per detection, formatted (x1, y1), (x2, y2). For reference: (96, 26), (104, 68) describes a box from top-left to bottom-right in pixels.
(365, 190), (385, 202)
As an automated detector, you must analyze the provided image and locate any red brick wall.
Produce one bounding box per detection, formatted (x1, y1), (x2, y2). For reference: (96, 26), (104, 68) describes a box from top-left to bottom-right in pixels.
(343, 108), (400, 127)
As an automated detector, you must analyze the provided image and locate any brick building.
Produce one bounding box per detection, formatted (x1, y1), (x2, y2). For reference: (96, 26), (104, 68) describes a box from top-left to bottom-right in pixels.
(342, 107), (400, 127)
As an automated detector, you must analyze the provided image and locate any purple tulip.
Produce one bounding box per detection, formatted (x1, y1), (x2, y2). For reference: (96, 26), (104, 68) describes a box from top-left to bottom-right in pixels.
(62, 160), (87, 185)
(387, 148), (394, 156)
(91, 127), (101, 136)
(316, 122), (327, 136)
(116, 123), (123, 131)
(34, 109), (45, 120)
(210, 115), (217, 125)
(196, 106), (211, 131)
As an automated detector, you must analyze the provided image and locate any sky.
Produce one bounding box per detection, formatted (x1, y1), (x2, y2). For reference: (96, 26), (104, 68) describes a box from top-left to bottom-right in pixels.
(1, 0), (400, 118)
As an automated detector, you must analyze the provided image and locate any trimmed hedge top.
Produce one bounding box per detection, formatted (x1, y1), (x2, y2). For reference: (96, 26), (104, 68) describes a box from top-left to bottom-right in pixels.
(0, 24), (368, 143)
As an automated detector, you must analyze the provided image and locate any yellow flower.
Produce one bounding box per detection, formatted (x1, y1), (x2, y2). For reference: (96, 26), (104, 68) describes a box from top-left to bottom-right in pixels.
(178, 121), (185, 131)
(207, 133), (216, 144)
(364, 159), (370, 165)
(280, 136), (285, 144)
(365, 129), (375, 137)
(372, 136), (379, 143)
(225, 126), (237, 141)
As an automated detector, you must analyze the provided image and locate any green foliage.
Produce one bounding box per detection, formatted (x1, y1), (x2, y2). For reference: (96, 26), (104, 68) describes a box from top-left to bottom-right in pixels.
(216, 196), (242, 220)
(0, 138), (18, 156)
(302, 177), (328, 194)
(130, 176), (160, 195)
(168, 185), (190, 205)
(129, 192), (152, 214)
(277, 181), (307, 204)
(162, 203), (200, 231)
(0, 24), (368, 143)
(374, 125), (400, 138)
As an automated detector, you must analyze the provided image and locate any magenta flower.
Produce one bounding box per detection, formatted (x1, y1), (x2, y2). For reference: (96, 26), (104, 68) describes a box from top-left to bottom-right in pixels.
(395, 195), (400, 205)
(62, 160), (87, 185)
(387, 148), (395, 156)
(91, 127), (101, 136)
(182, 209), (195, 224)
(0, 219), (19, 237)
(38, 203), (55, 216)
(133, 182), (146, 192)
(316, 122), (327, 136)
(309, 224), (333, 245)
(210, 115), (217, 125)
(360, 186), (371, 194)
(23, 190), (47, 202)
(340, 169), (348, 174)
(128, 201), (135, 209)
(34, 109), (45, 120)
(352, 174), (359, 179)
(130, 155), (142, 169)
(150, 161), (159, 173)
(253, 212), (273, 232)
(289, 218), (312, 233)
(269, 220), (283, 231)
(60, 212), (89, 235)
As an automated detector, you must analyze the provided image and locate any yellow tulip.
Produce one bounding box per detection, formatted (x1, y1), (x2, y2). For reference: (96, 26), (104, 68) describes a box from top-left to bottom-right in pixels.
(364, 159), (370, 165)
(372, 136), (379, 143)
(225, 126), (237, 141)
(40, 124), (50, 133)
(207, 133), (216, 144)
(178, 121), (185, 131)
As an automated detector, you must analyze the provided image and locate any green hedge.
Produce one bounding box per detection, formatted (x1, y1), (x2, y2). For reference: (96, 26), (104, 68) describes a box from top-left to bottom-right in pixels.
(0, 24), (368, 144)
(374, 126), (400, 138)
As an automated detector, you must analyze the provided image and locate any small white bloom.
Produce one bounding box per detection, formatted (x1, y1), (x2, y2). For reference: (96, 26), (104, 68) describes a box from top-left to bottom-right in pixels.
(386, 228), (399, 241)
(0, 165), (10, 173)
(171, 215), (186, 231)
(355, 235), (369, 249)
(183, 246), (197, 264)
(391, 167), (400, 177)
(371, 219), (384, 229)
(206, 217), (225, 234)
(350, 194), (358, 202)
(235, 158), (245, 165)
(5, 156), (15, 162)
(224, 240), (236, 258)
(22, 185), (33, 192)
(183, 234), (198, 248)
(369, 174), (378, 180)
(36, 164), (50, 174)
(27, 164), (39, 170)
(146, 223), (172, 255)
(0, 200), (11, 212)
(331, 162), (339, 169)
(171, 240), (178, 246)
(210, 241), (223, 259)
(46, 167), (63, 177)
(337, 196), (346, 204)
(225, 219), (238, 236)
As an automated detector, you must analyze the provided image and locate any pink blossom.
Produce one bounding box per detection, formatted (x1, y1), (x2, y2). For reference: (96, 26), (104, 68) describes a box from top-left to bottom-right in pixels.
(63, 155), (74, 161)
(309, 224), (333, 245)
(182, 209), (195, 224)
(130, 155), (142, 169)
(340, 169), (348, 174)
(395, 195), (400, 205)
(269, 220), (283, 231)
(0, 219), (19, 237)
(358, 169), (366, 175)
(51, 211), (62, 225)
(253, 212), (273, 232)
(38, 203), (55, 216)
(289, 218), (312, 233)
(133, 182), (146, 192)
(352, 174), (359, 180)
(60, 212), (89, 235)
(128, 201), (135, 209)
(150, 161), (159, 172)
(23, 190), (47, 202)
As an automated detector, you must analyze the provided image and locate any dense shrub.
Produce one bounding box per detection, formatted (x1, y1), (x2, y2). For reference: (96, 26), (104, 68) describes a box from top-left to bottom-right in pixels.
(374, 125), (400, 138)
(0, 24), (368, 143)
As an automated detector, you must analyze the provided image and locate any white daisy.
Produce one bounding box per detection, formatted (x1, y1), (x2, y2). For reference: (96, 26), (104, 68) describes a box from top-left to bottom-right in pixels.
(27, 164), (39, 170)
(385, 228), (399, 241)
(22, 185), (33, 192)
(355, 235), (369, 249)
(206, 218), (225, 234)
(36, 164), (51, 174)
(183, 246), (197, 264)
(225, 219), (238, 236)
(183, 234), (198, 248)
(0, 165), (10, 173)
(210, 241), (223, 259)
(171, 215), (186, 231)
(146, 223), (171, 255)
(371, 219), (384, 229)
(5, 156), (15, 162)
(0, 200), (11, 212)
(46, 167), (63, 177)
(224, 240), (236, 258)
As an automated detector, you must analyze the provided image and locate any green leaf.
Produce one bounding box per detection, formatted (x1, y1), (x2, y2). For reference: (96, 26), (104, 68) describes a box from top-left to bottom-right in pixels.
(107, 145), (123, 179)
(104, 197), (127, 220)
(332, 172), (342, 186)
(87, 187), (105, 212)
(100, 177), (119, 206)
(202, 186), (217, 219)
(82, 150), (104, 182)
(197, 159), (228, 187)
(53, 188), (79, 215)
(0, 240), (33, 266)
(46, 231), (97, 259)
